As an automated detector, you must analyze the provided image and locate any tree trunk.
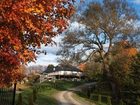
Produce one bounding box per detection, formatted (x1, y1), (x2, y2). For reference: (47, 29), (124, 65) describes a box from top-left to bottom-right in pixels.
(104, 70), (121, 104)
(110, 81), (121, 103)
(101, 51), (121, 103)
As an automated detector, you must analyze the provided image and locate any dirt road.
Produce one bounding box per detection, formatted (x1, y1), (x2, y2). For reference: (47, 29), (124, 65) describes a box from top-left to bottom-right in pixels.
(54, 83), (96, 105)
(55, 90), (95, 105)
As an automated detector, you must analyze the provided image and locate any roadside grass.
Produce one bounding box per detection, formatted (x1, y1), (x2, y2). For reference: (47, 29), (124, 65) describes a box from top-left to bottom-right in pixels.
(72, 92), (95, 105)
(73, 91), (108, 105)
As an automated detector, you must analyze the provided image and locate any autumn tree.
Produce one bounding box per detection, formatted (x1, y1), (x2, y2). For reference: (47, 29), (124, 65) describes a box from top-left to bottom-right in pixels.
(58, 0), (139, 102)
(0, 65), (26, 87)
(109, 41), (137, 100)
(0, 0), (75, 86)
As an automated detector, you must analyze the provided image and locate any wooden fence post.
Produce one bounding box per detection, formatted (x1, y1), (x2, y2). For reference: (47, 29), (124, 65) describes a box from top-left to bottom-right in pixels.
(98, 95), (101, 103)
(107, 96), (112, 105)
(12, 83), (17, 105)
(17, 93), (22, 105)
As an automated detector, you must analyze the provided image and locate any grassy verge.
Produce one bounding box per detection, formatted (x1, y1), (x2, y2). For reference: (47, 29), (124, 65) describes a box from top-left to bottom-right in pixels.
(73, 92), (107, 105)
(72, 92), (95, 105)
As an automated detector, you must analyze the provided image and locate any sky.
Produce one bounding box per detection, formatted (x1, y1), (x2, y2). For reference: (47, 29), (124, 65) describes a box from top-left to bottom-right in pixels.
(28, 0), (140, 67)
(28, 36), (61, 66)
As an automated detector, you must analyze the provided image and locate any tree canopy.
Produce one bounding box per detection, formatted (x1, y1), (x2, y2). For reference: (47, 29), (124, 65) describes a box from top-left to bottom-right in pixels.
(0, 0), (75, 86)
(58, 0), (139, 69)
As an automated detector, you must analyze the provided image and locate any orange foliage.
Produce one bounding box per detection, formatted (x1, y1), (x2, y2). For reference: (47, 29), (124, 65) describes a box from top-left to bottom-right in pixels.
(78, 63), (86, 71)
(124, 48), (137, 57)
(0, 0), (75, 86)
(0, 65), (26, 87)
(121, 47), (137, 72)
(118, 41), (138, 57)
(111, 41), (138, 73)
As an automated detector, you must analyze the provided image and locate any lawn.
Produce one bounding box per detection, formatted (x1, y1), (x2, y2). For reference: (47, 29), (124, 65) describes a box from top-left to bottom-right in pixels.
(36, 88), (58, 105)
(16, 84), (58, 105)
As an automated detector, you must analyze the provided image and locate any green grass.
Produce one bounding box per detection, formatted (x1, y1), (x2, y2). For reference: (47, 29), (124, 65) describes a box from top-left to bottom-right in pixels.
(73, 91), (108, 105)
(16, 84), (58, 105)
(73, 93), (107, 105)
(46, 80), (84, 90)
(36, 88), (58, 105)
(19, 88), (33, 105)
(16, 80), (85, 105)
(73, 92), (95, 105)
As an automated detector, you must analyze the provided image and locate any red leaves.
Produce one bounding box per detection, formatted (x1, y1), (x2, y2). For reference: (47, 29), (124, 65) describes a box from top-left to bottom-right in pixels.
(0, 0), (75, 86)
(0, 65), (26, 87)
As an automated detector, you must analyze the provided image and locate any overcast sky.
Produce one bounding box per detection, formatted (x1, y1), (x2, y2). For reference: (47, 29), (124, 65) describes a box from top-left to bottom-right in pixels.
(28, 0), (140, 67)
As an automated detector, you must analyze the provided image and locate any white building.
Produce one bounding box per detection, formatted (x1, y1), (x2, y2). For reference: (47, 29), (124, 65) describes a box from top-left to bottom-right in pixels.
(43, 65), (84, 81)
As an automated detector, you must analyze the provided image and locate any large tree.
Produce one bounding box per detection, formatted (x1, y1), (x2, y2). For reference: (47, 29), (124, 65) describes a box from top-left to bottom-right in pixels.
(0, 0), (74, 86)
(58, 0), (139, 102)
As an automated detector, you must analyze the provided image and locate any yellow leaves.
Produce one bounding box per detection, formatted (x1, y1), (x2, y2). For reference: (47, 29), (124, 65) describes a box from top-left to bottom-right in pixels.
(13, 46), (20, 51)
(38, 4), (45, 12)
(24, 5), (45, 14)
(21, 1), (45, 14)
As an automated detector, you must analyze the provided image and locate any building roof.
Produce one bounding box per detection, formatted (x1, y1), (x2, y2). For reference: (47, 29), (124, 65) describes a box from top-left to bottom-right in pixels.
(44, 64), (81, 73)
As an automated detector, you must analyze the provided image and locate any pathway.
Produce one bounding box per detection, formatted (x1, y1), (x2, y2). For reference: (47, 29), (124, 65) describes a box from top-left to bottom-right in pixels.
(54, 83), (96, 105)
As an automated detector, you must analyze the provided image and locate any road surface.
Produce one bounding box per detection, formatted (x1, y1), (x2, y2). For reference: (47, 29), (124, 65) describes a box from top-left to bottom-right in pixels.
(54, 83), (96, 105)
